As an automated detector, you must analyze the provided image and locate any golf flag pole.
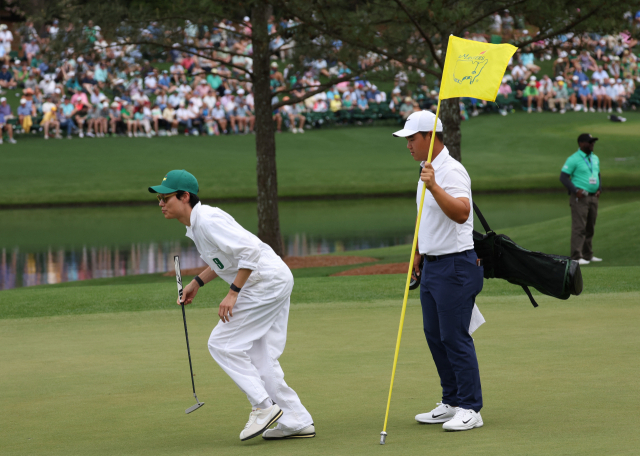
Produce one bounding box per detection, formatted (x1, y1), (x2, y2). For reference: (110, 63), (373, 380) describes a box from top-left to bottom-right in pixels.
(380, 35), (516, 445)
(380, 100), (441, 445)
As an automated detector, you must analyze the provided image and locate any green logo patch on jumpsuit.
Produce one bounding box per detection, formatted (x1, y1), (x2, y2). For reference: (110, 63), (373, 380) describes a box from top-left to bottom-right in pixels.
(213, 258), (224, 269)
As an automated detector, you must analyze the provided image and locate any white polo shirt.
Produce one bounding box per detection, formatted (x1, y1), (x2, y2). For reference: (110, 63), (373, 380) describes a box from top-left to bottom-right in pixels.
(185, 203), (286, 287)
(417, 147), (474, 255)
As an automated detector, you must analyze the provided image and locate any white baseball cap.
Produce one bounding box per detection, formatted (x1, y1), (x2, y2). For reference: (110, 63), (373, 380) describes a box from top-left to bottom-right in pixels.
(392, 110), (443, 137)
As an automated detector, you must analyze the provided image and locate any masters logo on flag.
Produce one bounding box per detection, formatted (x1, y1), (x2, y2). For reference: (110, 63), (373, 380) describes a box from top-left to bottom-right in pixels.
(453, 53), (488, 85)
(440, 36), (518, 102)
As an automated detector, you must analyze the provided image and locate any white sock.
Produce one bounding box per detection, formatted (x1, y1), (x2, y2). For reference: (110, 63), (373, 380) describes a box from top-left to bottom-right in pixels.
(255, 398), (273, 410)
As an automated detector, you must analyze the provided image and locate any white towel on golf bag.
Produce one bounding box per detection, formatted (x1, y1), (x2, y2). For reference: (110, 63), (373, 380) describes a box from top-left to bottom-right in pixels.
(468, 303), (485, 336)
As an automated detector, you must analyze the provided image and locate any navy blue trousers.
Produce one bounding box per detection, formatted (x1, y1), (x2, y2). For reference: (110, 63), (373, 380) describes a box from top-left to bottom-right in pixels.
(420, 249), (484, 412)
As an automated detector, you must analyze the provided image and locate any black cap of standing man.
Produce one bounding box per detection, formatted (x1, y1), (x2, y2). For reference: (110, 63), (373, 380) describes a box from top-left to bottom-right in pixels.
(577, 133), (598, 144)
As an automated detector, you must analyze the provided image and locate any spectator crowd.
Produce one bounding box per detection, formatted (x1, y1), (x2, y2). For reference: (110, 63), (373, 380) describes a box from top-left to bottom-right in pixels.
(495, 35), (639, 116)
(0, 12), (638, 143)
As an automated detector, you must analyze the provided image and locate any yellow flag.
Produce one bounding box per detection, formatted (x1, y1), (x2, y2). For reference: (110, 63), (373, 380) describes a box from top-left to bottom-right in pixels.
(440, 35), (517, 102)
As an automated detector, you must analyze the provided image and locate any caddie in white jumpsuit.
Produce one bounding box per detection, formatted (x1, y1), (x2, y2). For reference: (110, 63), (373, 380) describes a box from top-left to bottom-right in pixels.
(149, 169), (314, 442)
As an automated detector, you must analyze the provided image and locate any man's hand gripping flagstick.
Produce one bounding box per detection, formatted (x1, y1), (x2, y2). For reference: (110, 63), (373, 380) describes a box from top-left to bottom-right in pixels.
(174, 255), (205, 414)
(379, 35), (517, 444)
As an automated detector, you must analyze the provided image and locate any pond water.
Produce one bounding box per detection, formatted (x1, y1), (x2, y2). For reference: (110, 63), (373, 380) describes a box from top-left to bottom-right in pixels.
(0, 234), (415, 290)
(2, 193), (638, 290)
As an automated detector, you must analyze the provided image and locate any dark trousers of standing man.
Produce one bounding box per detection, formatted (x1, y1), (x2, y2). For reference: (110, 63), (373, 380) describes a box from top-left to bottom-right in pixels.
(420, 249), (484, 412)
(569, 194), (598, 261)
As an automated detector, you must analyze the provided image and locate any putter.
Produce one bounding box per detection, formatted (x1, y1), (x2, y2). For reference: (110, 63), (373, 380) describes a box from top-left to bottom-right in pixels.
(174, 256), (205, 414)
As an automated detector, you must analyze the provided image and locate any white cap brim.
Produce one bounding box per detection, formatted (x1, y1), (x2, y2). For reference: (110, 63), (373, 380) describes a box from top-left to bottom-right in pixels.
(392, 128), (418, 137)
(392, 110), (443, 137)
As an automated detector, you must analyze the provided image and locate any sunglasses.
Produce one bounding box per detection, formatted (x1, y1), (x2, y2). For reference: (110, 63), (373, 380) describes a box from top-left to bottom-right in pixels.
(156, 192), (178, 203)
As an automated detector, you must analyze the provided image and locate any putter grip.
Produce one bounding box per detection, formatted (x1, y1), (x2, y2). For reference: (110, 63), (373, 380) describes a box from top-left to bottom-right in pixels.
(174, 256), (184, 303)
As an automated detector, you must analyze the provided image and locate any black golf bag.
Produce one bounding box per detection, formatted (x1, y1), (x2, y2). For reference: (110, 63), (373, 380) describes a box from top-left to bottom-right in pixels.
(472, 203), (583, 307)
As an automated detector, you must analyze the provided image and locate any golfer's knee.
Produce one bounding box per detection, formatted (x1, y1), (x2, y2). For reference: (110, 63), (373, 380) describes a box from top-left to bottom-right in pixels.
(208, 336), (226, 359)
(439, 327), (463, 348)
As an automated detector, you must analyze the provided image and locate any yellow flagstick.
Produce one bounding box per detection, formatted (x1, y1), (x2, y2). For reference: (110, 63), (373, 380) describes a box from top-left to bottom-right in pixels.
(380, 98), (442, 445)
(379, 35), (516, 445)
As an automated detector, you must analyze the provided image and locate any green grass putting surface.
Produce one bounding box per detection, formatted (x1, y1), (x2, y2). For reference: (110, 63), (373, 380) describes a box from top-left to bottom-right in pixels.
(2, 266), (639, 319)
(2, 291), (639, 455)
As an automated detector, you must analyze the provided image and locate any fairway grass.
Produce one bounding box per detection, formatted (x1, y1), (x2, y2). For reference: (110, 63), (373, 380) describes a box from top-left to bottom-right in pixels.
(2, 266), (640, 319)
(3, 111), (639, 206)
(2, 292), (639, 456)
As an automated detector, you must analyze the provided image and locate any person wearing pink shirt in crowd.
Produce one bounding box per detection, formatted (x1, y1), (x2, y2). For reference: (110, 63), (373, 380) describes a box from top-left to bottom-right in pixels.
(70, 90), (89, 107)
(0, 97), (17, 144)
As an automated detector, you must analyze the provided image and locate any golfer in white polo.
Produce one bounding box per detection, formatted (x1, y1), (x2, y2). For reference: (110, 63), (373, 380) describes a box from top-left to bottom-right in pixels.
(394, 111), (485, 431)
(150, 169), (315, 441)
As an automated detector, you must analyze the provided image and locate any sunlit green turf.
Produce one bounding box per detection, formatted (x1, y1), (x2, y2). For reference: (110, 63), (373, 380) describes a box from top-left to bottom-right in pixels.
(0, 265), (638, 320)
(2, 289), (639, 456)
(3, 111), (639, 206)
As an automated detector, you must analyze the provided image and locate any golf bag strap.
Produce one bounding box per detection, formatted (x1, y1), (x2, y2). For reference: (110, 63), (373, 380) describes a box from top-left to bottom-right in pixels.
(473, 202), (493, 234)
(521, 285), (539, 308)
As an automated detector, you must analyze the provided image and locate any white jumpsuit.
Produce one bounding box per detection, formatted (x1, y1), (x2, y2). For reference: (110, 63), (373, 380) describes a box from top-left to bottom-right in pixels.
(185, 203), (313, 431)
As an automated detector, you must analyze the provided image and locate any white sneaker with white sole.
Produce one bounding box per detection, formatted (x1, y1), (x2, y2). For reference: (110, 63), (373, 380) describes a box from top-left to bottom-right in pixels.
(578, 258), (590, 265)
(415, 402), (458, 424)
(262, 423), (316, 440)
(239, 404), (283, 441)
(442, 408), (483, 431)
(590, 256), (602, 262)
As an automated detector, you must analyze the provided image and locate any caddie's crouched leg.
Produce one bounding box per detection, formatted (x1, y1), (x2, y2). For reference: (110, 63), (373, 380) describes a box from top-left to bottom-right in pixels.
(207, 270), (314, 441)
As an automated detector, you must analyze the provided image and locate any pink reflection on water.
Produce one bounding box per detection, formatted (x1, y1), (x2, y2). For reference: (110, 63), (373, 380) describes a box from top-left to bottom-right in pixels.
(0, 234), (412, 290)
(0, 241), (206, 290)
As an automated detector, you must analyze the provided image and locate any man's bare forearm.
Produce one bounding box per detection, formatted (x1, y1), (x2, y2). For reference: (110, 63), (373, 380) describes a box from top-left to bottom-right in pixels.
(196, 267), (218, 284)
(231, 269), (252, 289)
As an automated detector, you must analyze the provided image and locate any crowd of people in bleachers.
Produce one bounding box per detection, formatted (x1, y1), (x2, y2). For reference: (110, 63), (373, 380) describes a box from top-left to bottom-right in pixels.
(0, 17), (397, 142)
(0, 12), (638, 143)
(456, 10), (640, 117)
(494, 44), (639, 116)
(388, 11), (640, 119)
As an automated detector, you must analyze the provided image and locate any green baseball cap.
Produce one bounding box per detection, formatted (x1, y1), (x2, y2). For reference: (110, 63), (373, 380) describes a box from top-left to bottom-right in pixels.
(148, 170), (199, 195)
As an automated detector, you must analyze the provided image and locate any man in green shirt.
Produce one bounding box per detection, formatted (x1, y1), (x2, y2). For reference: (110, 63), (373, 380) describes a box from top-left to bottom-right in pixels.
(560, 133), (602, 265)
(207, 68), (223, 95)
(523, 79), (540, 113)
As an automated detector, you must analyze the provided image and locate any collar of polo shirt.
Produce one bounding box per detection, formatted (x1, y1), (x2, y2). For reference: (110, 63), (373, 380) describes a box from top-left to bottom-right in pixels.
(188, 202), (202, 231)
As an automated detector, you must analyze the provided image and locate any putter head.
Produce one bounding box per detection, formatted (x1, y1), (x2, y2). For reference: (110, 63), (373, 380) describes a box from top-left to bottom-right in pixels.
(185, 401), (205, 414)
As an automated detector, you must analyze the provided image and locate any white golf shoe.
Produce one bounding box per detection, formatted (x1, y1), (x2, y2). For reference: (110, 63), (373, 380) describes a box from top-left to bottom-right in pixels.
(415, 402), (458, 424)
(590, 256), (603, 262)
(578, 258), (590, 265)
(239, 404), (283, 441)
(262, 423), (316, 440)
(442, 408), (483, 431)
